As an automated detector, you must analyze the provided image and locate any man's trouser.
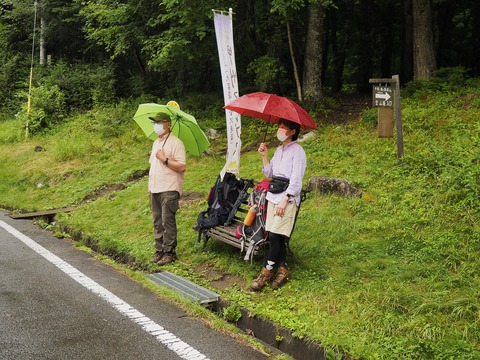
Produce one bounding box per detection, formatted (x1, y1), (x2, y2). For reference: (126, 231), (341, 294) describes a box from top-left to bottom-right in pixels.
(150, 191), (180, 253)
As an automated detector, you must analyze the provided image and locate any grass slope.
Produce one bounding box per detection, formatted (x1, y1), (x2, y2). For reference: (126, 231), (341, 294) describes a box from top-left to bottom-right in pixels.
(1, 84), (479, 359)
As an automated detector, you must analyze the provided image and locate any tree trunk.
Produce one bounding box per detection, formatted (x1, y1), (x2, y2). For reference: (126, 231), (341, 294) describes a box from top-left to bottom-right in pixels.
(329, 8), (348, 92)
(435, 1), (454, 67)
(302, 3), (325, 105)
(357, 0), (375, 92)
(40, 17), (46, 65)
(286, 21), (302, 101)
(402, 0), (414, 82)
(412, 0), (436, 79)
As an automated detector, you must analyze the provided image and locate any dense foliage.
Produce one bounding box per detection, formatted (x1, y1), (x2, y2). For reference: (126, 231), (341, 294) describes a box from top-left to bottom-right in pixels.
(1, 0), (480, 122)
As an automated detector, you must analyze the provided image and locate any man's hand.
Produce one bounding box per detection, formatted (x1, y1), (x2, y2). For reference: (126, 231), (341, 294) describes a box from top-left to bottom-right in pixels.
(155, 149), (166, 163)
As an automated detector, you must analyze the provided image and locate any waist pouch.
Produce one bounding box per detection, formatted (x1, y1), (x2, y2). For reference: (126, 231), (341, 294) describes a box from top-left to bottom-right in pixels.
(268, 176), (290, 194)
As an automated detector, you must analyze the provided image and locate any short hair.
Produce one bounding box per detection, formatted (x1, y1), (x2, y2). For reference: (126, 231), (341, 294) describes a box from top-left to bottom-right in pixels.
(278, 118), (301, 141)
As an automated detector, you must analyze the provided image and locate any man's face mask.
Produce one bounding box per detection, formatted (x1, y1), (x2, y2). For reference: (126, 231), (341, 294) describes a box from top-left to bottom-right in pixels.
(154, 123), (166, 136)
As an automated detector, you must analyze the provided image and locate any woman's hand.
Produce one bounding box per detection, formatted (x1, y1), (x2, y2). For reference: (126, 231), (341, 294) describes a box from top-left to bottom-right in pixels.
(275, 196), (289, 216)
(258, 142), (268, 157)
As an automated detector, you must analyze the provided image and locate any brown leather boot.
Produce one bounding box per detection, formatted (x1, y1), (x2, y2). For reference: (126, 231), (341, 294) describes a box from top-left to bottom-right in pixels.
(157, 252), (177, 266)
(250, 267), (273, 291)
(149, 251), (164, 263)
(271, 266), (291, 290)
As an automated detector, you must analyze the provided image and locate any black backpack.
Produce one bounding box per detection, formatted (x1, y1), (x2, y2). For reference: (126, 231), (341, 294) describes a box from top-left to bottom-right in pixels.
(195, 172), (253, 243)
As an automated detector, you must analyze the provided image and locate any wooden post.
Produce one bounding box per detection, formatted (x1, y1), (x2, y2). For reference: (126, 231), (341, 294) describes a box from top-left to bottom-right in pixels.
(392, 75), (404, 160)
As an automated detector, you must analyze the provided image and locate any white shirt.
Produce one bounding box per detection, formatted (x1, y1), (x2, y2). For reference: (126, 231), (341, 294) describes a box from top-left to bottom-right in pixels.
(262, 141), (306, 206)
(148, 133), (186, 195)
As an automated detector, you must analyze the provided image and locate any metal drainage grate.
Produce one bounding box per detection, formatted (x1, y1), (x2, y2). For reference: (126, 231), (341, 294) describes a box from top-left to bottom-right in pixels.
(149, 271), (219, 305)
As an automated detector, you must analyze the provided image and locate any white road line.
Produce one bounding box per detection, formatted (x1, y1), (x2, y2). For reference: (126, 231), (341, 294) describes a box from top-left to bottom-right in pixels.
(0, 220), (209, 360)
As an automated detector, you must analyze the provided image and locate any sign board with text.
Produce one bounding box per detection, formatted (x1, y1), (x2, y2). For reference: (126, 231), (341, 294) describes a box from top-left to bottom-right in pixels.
(369, 76), (403, 160)
(372, 85), (393, 107)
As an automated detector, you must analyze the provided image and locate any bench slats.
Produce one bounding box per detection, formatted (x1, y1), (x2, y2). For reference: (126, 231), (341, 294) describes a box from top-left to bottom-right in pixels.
(205, 221), (263, 256)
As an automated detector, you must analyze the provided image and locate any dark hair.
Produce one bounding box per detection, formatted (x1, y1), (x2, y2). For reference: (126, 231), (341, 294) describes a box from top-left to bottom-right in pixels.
(278, 118), (301, 141)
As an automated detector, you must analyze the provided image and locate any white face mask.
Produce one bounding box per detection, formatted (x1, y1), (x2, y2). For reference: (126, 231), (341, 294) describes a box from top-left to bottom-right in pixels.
(154, 123), (166, 136)
(276, 128), (289, 142)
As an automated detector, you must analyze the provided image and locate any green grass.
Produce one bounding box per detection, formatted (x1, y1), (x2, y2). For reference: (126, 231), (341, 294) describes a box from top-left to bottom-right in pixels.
(1, 86), (480, 359)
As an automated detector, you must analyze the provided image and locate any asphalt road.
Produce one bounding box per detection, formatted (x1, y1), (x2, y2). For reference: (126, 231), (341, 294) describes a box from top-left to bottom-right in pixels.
(0, 211), (269, 360)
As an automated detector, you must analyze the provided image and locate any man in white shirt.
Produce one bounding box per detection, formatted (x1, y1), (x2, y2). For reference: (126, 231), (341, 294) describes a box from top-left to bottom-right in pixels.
(148, 112), (186, 265)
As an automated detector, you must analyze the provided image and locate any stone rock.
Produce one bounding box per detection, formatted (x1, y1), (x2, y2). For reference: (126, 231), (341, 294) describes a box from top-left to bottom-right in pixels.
(306, 176), (362, 197)
(297, 131), (315, 142)
(205, 128), (220, 139)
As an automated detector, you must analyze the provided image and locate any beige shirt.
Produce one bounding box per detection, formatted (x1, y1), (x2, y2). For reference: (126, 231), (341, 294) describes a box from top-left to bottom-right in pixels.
(148, 133), (186, 195)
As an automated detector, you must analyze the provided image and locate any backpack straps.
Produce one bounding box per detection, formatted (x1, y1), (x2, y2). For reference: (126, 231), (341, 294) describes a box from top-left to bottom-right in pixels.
(225, 178), (253, 225)
(195, 211), (209, 244)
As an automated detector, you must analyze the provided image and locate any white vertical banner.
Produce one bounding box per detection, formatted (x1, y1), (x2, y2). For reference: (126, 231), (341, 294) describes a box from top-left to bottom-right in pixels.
(214, 9), (241, 178)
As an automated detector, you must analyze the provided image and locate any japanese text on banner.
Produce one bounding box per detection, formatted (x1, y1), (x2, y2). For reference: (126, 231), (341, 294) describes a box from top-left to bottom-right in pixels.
(214, 12), (241, 178)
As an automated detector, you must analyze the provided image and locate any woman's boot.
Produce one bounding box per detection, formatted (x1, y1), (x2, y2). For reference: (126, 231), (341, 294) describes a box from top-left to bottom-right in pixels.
(271, 266), (291, 289)
(250, 267), (273, 291)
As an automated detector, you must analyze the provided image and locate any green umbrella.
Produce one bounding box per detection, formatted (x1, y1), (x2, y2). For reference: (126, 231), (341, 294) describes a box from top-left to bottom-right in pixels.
(133, 103), (210, 156)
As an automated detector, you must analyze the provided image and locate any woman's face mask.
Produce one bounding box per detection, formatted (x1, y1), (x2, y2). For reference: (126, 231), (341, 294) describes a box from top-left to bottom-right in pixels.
(154, 123), (166, 136)
(276, 128), (289, 142)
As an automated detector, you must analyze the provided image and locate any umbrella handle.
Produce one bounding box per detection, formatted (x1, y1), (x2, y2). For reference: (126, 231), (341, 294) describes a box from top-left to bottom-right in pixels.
(263, 123), (270, 142)
(163, 132), (171, 148)
(161, 118), (178, 149)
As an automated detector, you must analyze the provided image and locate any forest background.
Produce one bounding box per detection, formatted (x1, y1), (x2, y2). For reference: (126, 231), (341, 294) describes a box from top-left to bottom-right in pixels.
(1, 0), (479, 121)
(1, 1), (480, 359)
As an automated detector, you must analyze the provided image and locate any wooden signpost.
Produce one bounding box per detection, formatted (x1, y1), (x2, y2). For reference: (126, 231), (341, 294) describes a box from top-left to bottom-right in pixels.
(369, 75), (404, 160)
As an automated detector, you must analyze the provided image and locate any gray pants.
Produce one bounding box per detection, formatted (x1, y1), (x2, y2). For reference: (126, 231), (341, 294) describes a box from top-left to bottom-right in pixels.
(150, 191), (180, 254)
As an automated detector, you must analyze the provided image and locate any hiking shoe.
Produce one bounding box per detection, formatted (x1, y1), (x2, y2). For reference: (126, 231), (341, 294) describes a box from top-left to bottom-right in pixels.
(157, 252), (177, 266)
(250, 267), (274, 291)
(149, 251), (164, 263)
(271, 266), (291, 290)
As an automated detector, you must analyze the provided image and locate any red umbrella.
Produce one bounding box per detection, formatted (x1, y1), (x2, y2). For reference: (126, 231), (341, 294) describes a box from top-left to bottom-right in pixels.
(224, 92), (318, 130)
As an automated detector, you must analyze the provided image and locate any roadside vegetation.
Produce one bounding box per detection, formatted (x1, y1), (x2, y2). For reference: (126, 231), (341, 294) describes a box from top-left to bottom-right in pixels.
(1, 72), (479, 359)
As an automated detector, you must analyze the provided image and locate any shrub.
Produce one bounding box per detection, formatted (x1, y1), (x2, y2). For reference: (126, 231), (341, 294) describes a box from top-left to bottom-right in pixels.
(39, 61), (116, 111)
(0, 54), (27, 114)
(222, 305), (242, 323)
(360, 107), (378, 126)
(247, 55), (286, 93)
(15, 84), (66, 136)
(85, 99), (140, 138)
(403, 66), (471, 96)
(183, 92), (225, 128)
